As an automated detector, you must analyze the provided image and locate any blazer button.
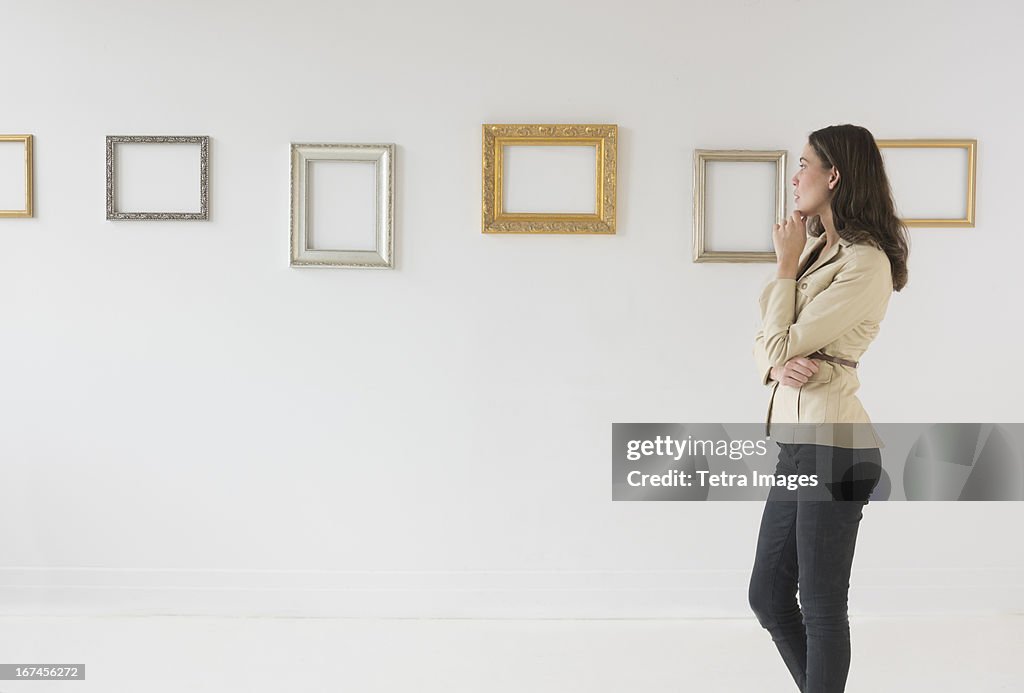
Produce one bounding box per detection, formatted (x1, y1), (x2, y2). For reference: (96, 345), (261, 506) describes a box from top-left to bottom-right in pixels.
(800, 282), (808, 289)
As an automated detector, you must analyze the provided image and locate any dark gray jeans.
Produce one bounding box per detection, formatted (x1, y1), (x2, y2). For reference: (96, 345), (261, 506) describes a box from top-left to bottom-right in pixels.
(748, 443), (882, 693)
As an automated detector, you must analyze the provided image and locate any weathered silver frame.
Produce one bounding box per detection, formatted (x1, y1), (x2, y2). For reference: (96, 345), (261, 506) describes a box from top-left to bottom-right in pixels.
(290, 143), (395, 268)
(692, 149), (787, 263)
(105, 135), (210, 220)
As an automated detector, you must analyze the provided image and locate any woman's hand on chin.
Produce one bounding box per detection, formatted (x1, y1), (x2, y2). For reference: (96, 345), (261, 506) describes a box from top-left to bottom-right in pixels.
(773, 211), (807, 278)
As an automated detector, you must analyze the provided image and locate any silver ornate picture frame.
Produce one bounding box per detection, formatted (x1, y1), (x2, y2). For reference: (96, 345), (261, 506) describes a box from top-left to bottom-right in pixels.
(289, 143), (395, 269)
(105, 135), (210, 220)
(692, 149), (787, 263)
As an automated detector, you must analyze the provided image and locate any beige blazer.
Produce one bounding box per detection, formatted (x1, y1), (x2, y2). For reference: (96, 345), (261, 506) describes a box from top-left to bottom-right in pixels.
(753, 233), (893, 449)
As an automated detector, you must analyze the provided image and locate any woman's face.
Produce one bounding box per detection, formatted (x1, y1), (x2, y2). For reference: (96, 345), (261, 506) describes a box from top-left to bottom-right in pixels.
(792, 142), (837, 217)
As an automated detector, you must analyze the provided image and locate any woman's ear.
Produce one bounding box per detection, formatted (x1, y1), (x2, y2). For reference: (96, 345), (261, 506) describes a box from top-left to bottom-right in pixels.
(828, 167), (841, 190)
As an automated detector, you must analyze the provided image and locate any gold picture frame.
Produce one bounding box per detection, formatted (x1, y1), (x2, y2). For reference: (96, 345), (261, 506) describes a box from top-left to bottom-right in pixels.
(482, 123), (617, 234)
(692, 149), (787, 262)
(0, 134), (33, 218)
(874, 138), (977, 227)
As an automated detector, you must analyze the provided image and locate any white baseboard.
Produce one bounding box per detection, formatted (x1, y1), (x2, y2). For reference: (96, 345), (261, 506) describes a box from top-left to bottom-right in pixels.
(0, 567), (1020, 618)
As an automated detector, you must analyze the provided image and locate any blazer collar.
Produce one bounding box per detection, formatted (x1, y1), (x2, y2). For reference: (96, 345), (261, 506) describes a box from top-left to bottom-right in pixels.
(799, 234), (852, 279)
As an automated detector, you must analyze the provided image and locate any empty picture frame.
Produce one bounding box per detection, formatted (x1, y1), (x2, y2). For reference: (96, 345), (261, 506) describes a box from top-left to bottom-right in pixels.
(482, 123), (617, 234)
(0, 134), (33, 218)
(105, 135), (209, 220)
(290, 142), (395, 268)
(875, 139), (977, 227)
(693, 149), (787, 262)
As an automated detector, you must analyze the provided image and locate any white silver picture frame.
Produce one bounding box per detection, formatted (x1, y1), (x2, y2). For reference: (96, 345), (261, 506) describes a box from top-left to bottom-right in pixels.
(290, 143), (395, 268)
(105, 135), (210, 220)
(692, 149), (787, 263)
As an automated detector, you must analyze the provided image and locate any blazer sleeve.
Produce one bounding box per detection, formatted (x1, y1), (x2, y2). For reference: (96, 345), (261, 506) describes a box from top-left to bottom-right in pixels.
(753, 329), (775, 386)
(758, 253), (890, 369)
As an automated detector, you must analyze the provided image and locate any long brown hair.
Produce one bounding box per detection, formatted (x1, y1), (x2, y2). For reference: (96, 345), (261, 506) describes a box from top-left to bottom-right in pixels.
(806, 124), (910, 291)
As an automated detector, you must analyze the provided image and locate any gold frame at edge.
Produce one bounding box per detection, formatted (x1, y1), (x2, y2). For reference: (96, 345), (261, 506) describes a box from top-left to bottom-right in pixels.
(874, 138), (977, 227)
(0, 134), (33, 218)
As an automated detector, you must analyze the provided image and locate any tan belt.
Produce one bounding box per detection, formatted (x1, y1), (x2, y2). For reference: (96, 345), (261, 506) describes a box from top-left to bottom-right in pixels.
(808, 350), (858, 368)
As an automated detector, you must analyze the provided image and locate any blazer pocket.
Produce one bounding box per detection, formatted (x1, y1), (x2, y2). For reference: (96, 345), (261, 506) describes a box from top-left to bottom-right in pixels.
(797, 276), (831, 301)
(797, 368), (833, 424)
(804, 361), (834, 384)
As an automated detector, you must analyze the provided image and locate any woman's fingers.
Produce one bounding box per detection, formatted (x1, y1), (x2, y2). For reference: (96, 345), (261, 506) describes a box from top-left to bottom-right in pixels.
(789, 359), (819, 378)
(781, 356), (825, 387)
(789, 365), (813, 379)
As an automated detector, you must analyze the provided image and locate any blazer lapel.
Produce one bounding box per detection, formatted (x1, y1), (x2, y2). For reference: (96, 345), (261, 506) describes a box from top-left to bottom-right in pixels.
(796, 235), (826, 278)
(799, 236), (846, 280)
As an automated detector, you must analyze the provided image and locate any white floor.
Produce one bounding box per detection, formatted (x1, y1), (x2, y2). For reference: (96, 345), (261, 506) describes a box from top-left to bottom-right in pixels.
(0, 615), (1021, 692)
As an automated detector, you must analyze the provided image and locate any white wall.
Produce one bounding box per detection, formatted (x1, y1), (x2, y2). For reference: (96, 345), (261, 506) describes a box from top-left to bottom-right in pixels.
(1, 0), (1021, 618)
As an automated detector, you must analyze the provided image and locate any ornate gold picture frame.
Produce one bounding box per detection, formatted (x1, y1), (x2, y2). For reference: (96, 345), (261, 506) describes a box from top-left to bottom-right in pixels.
(481, 123), (617, 234)
(692, 149), (787, 263)
(874, 138), (977, 227)
(0, 134), (33, 218)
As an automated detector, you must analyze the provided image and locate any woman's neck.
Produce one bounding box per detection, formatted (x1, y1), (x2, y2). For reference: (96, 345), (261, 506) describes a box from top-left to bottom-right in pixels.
(818, 208), (839, 248)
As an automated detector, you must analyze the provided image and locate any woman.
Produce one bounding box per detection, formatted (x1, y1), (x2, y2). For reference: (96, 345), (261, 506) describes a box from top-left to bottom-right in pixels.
(748, 124), (910, 693)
